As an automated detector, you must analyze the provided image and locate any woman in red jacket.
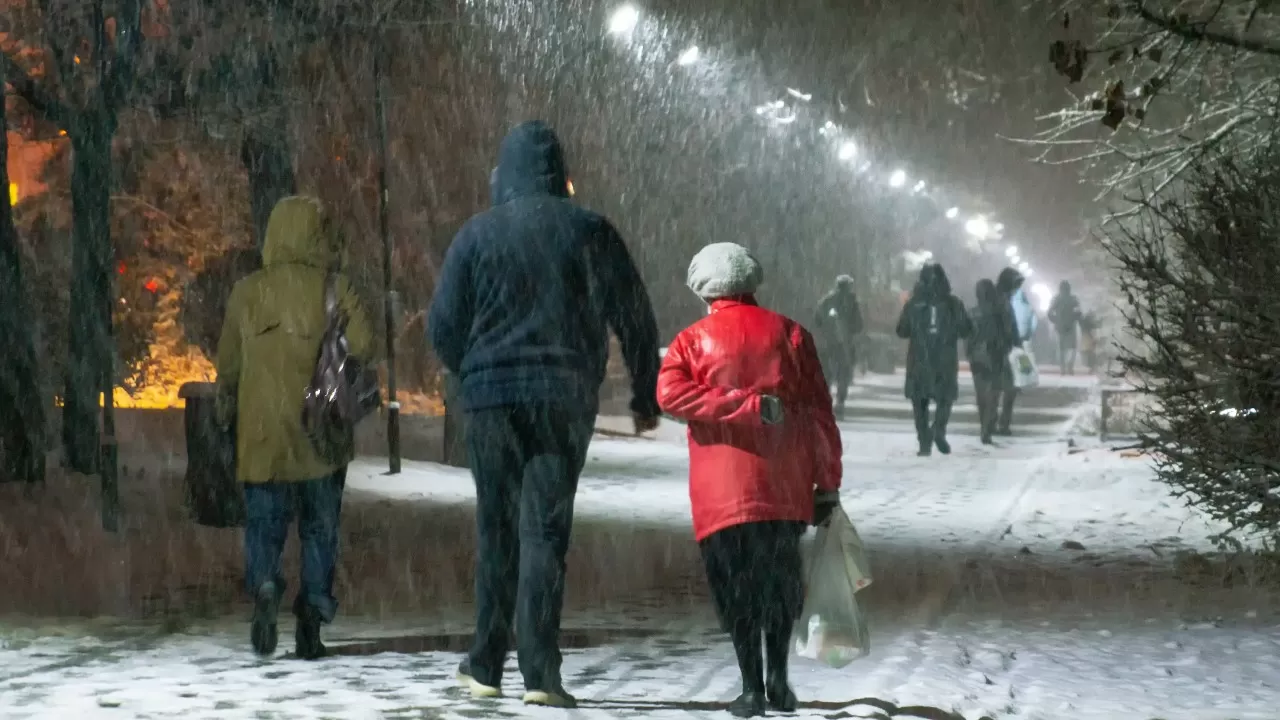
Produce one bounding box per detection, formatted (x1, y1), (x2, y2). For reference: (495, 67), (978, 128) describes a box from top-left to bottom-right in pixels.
(658, 243), (843, 718)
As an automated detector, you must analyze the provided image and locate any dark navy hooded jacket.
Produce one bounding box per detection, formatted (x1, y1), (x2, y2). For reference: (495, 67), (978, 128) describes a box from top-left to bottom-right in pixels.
(427, 121), (661, 416)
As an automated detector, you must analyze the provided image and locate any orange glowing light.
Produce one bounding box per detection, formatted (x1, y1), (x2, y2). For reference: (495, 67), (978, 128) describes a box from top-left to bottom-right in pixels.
(144, 278), (160, 293)
(567, 179), (576, 197)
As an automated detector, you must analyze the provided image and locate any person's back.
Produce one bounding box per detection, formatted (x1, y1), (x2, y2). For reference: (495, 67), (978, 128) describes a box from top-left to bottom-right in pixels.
(430, 121), (661, 709)
(666, 300), (836, 526)
(428, 121), (659, 418)
(216, 195), (374, 660)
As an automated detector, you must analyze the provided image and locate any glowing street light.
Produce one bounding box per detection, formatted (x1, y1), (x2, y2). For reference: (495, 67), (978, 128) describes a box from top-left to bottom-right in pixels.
(945, 207), (959, 219)
(837, 141), (857, 161)
(1018, 261), (1032, 274)
(1029, 282), (1053, 312)
(1005, 245), (1018, 258)
(994, 223), (1005, 234)
(912, 180), (927, 193)
(1011, 255), (1021, 265)
(677, 45), (700, 65)
(608, 4), (640, 34)
(964, 215), (990, 238)
(888, 169), (907, 188)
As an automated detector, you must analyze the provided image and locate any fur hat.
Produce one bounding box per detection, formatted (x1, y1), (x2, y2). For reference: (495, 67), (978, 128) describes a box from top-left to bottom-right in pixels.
(686, 243), (764, 300)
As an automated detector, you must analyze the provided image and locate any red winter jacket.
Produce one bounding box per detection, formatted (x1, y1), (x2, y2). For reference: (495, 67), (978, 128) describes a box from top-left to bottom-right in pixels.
(657, 296), (843, 541)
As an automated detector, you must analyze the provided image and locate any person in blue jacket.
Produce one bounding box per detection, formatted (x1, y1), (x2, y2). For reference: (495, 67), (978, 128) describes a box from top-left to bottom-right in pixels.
(996, 267), (1037, 434)
(427, 120), (662, 709)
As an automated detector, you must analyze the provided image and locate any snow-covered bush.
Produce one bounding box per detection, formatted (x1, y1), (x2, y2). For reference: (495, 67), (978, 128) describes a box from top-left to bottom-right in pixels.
(1103, 145), (1280, 543)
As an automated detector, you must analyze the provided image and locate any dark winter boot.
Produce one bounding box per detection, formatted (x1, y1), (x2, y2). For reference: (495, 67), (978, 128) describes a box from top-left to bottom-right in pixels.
(728, 691), (767, 718)
(765, 627), (797, 713)
(934, 433), (951, 455)
(250, 581), (280, 657)
(294, 605), (327, 660)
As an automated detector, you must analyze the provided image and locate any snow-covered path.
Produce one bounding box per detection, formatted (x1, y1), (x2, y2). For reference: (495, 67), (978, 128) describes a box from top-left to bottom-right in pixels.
(3, 373), (1277, 719)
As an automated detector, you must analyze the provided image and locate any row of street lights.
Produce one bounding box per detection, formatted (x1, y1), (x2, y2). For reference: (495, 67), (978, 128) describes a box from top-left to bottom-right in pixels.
(602, 3), (1044, 283)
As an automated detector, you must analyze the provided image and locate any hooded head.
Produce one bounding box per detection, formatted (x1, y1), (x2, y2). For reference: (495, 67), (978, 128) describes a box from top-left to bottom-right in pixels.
(261, 195), (338, 270)
(1059, 280), (1072, 295)
(975, 278), (1000, 308)
(686, 243), (764, 301)
(492, 121), (570, 205)
(916, 263), (952, 300)
(996, 267), (1024, 295)
(835, 274), (855, 292)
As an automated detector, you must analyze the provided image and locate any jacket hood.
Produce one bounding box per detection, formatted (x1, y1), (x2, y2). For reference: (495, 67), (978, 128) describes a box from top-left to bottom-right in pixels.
(261, 196), (337, 270)
(835, 274), (855, 291)
(1059, 280), (1072, 295)
(917, 263), (952, 300)
(975, 278), (1000, 308)
(996, 267), (1024, 294)
(492, 121), (570, 204)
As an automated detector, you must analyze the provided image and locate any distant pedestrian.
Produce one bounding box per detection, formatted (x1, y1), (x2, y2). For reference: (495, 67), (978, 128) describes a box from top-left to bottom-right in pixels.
(967, 279), (1017, 444)
(1079, 310), (1101, 374)
(813, 275), (865, 418)
(658, 243), (842, 718)
(995, 267), (1037, 434)
(896, 264), (972, 456)
(216, 196), (376, 660)
(1048, 281), (1082, 375)
(428, 121), (662, 708)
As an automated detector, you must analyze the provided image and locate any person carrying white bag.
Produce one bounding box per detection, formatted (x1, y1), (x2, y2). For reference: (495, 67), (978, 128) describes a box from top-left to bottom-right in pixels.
(794, 504), (872, 668)
(657, 243), (844, 718)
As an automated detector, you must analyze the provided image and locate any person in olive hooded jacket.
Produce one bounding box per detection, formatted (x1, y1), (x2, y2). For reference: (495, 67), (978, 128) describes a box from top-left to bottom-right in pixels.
(217, 195), (375, 660)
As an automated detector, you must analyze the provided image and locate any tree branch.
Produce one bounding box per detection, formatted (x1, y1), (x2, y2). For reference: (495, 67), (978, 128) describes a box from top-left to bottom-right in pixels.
(1133, 0), (1280, 58)
(1, 50), (66, 125)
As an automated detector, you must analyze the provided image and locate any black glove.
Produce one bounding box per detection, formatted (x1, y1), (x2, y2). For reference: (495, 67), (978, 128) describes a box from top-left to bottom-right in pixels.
(813, 490), (840, 527)
(760, 394), (784, 425)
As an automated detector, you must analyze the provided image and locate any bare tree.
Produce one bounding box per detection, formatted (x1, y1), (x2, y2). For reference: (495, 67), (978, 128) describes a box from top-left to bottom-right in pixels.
(1015, 0), (1280, 211)
(3, 0), (145, 475)
(0, 55), (47, 485)
(1103, 142), (1280, 542)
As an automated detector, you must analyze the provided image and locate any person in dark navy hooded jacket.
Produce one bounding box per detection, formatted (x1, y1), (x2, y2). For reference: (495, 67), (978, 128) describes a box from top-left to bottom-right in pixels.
(428, 121), (662, 709)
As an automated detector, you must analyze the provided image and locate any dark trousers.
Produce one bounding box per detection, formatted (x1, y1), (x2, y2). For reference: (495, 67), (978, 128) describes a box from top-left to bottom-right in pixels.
(465, 403), (595, 692)
(820, 346), (854, 415)
(701, 520), (806, 693)
(243, 468), (346, 622)
(972, 371), (1001, 441)
(998, 384), (1018, 433)
(1059, 338), (1077, 375)
(911, 398), (953, 448)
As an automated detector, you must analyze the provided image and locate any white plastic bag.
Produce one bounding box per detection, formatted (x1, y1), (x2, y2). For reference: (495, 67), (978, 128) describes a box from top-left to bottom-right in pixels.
(1009, 346), (1040, 389)
(793, 506), (872, 667)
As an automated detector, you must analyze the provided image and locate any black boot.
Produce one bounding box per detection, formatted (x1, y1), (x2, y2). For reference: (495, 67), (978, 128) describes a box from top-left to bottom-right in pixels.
(250, 581), (280, 657)
(934, 433), (951, 455)
(765, 624), (797, 713)
(729, 691), (766, 718)
(295, 604), (327, 660)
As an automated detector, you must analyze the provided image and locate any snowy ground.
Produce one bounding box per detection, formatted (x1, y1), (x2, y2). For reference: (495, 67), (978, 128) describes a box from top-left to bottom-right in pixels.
(3, 372), (1278, 720)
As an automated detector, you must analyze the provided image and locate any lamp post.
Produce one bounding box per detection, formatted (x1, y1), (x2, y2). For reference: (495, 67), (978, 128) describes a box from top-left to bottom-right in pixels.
(374, 33), (401, 475)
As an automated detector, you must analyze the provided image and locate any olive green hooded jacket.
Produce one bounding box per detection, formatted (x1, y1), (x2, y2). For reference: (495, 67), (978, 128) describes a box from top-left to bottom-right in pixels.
(216, 196), (375, 483)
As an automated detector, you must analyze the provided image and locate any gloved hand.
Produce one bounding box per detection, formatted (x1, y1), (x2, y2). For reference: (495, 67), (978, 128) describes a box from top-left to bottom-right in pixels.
(632, 412), (660, 435)
(759, 394), (784, 426)
(813, 489), (840, 527)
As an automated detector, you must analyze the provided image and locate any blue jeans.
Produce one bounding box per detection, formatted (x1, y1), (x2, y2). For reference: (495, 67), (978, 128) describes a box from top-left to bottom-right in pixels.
(465, 404), (595, 691)
(243, 468), (346, 623)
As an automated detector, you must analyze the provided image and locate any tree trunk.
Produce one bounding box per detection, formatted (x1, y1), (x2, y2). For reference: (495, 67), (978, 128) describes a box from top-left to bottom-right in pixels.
(62, 115), (115, 475)
(240, 127), (296, 253)
(0, 65), (48, 485)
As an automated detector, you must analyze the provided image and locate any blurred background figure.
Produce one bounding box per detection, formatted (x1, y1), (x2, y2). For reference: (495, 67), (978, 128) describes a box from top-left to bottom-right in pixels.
(813, 275), (865, 419)
(966, 279), (1017, 445)
(995, 268), (1036, 435)
(1048, 280), (1082, 376)
(897, 264), (971, 456)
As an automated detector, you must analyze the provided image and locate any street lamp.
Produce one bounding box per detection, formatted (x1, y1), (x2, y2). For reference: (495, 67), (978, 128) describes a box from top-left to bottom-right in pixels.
(838, 141), (857, 161)
(677, 45), (699, 65)
(945, 207), (959, 219)
(912, 180), (926, 194)
(889, 169), (907, 188)
(1005, 245), (1018, 258)
(608, 4), (640, 34)
(965, 215), (990, 238)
